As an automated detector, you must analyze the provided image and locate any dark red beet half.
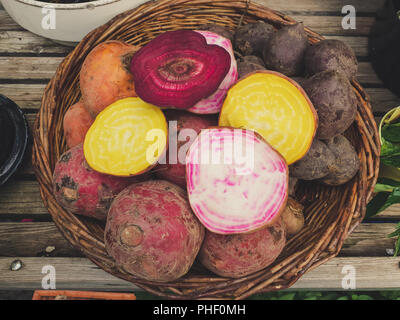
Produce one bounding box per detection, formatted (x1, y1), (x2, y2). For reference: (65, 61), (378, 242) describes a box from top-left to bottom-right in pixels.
(130, 30), (231, 109)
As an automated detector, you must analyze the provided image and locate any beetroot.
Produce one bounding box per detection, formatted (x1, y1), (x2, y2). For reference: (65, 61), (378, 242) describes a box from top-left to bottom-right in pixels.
(53, 144), (142, 221)
(199, 219), (286, 278)
(105, 180), (205, 282)
(130, 30), (231, 109)
(188, 31), (238, 114)
(186, 128), (288, 235)
(156, 110), (217, 188)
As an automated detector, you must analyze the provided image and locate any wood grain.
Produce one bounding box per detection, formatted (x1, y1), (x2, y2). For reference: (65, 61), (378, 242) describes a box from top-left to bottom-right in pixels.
(1, 256), (399, 291)
(1, 180), (400, 218)
(0, 223), (82, 257)
(0, 222), (395, 257)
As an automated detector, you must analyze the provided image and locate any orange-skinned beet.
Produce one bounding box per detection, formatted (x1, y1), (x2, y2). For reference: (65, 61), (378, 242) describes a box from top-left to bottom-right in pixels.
(53, 144), (143, 221)
(63, 100), (94, 148)
(105, 180), (205, 282)
(199, 219), (286, 278)
(80, 41), (138, 117)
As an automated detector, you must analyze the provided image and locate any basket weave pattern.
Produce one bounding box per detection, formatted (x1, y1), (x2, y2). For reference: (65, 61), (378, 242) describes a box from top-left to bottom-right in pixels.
(32, 0), (380, 299)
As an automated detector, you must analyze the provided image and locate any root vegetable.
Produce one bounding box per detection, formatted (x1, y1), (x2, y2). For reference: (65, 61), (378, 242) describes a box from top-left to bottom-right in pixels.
(80, 40), (138, 117)
(234, 21), (275, 56)
(63, 100), (94, 148)
(188, 31), (238, 114)
(105, 180), (205, 282)
(199, 219), (286, 278)
(263, 22), (308, 76)
(84, 97), (168, 177)
(281, 197), (304, 235)
(290, 139), (335, 180)
(155, 110), (217, 188)
(237, 60), (266, 79)
(219, 71), (317, 165)
(321, 135), (360, 186)
(186, 128), (289, 235)
(53, 144), (141, 221)
(302, 70), (357, 140)
(304, 39), (358, 79)
(198, 23), (234, 41)
(242, 55), (265, 66)
(130, 30), (231, 110)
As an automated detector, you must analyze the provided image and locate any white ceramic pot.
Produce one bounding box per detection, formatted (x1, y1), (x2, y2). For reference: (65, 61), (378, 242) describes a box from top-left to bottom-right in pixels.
(1, 0), (148, 44)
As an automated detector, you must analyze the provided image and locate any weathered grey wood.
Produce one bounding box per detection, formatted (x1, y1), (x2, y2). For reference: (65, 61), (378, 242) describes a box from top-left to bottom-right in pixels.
(0, 31), (72, 55)
(0, 10), (23, 31)
(0, 222), (395, 257)
(366, 88), (400, 114)
(0, 223), (82, 257)
(0, 181), (48, 215)
(0, 257), (138, 291)
(293, 16), (374, 36)
(1, 256), (399, 291)
(291, 257), (400, 290)
(0, 57), (63, 79)
(341, 223), (396, 257)
(375, 204), (400, 219)
(257, 0), (385, 13)
(0, 84), (46, 110)
(1, 181), (400, 218)
(0, 32), (370, 56)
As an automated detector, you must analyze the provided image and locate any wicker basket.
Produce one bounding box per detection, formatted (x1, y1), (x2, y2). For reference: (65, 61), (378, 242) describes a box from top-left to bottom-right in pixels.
(32, 0), (380, 300)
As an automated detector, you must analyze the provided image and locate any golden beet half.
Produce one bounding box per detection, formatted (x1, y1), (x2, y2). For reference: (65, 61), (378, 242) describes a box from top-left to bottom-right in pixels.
(219, 71), (317, 165)
(84, 97), (168, 176)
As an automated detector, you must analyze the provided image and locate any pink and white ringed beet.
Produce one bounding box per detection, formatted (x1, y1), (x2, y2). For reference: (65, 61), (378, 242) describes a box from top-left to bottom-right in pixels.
(130, 30), (231, 110)
(53, 144), (142, 221)
(199, 219), (286, 278)
(186, 128), (289, 234)
(188, 31), (238, 114)
(156, 110), (217, 188)
(105, 180), (205, 282)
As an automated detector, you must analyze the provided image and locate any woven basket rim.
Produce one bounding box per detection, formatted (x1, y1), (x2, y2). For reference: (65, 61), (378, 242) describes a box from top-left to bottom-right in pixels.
(32, 0), (380, 299)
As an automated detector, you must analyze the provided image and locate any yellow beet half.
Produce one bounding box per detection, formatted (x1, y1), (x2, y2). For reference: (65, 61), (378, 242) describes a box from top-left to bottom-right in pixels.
(84, 97), (168, 176)
(219, 71), (317, 164)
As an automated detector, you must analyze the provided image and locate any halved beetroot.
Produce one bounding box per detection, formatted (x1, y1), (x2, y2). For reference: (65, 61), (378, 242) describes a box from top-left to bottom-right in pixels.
(188, 31), (238, 114)
(130, 30), (231, 110)
(186, 128), (288, 234)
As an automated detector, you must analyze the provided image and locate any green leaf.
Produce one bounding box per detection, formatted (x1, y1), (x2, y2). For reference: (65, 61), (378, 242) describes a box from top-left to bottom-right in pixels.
(381, 138), (400, 158)
(382, 122), (400, 143)
(366, 192), (390, 218)
(382, 156), (400, 168)
(337, 296), (349, 300)
(277, 293), (296, 300)
(351, 294), (373, 300)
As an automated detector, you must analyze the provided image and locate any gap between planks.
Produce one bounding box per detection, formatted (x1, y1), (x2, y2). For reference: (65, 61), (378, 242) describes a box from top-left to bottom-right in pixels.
(0, 222), (396, 257)
(0, 256), (399, 291)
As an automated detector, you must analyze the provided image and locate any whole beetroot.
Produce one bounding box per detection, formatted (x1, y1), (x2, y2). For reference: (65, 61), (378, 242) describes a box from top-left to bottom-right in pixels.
(156, 110), (217, 188)
(302, 70), (357, 140)
(234, 21), (275, 56)
(290, 139), (336, 180)
(105, 180), (205, 282)
(320, 135), (360, 186)
(237, 57), (266, 79)
(53, 144), (142, 221)
(199, 219), (286, 278)
(304, 39), (358, 79)
(263, 22), (308, 76)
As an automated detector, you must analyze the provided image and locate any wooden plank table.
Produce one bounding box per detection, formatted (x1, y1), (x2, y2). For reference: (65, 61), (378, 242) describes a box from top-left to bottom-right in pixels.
(1, 0), (400, 295)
